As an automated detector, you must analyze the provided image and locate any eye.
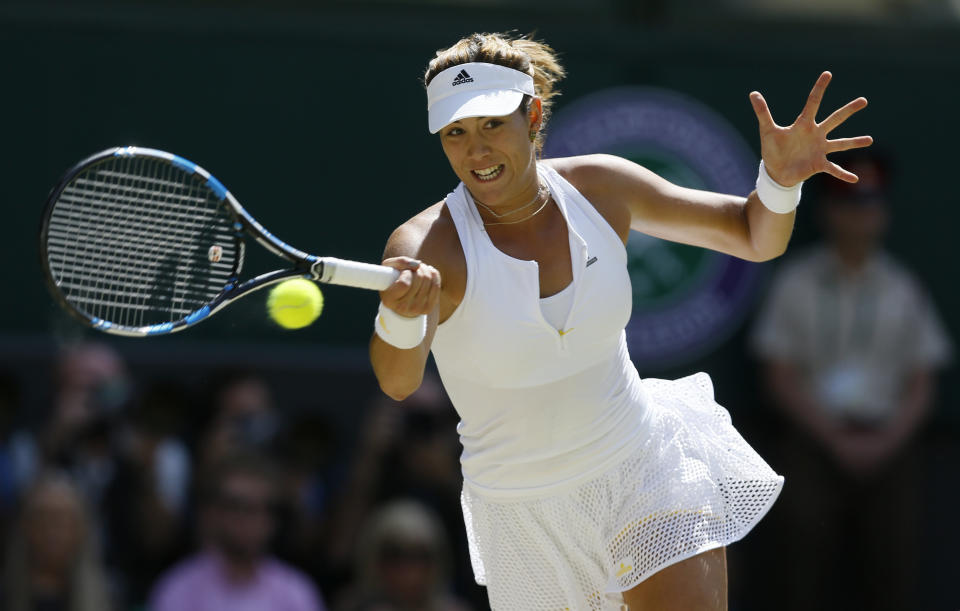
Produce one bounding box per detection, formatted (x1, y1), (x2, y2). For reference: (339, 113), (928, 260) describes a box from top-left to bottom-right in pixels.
(445, 127), (464, 137)
(484, 119), (503, 129)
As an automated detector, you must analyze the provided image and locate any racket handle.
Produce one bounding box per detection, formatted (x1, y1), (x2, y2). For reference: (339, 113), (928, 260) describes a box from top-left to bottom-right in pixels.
(316, 257), (400, 291)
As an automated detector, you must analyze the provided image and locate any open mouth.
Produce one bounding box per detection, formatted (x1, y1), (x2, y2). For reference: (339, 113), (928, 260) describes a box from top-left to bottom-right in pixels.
(471, 164), (504, 182)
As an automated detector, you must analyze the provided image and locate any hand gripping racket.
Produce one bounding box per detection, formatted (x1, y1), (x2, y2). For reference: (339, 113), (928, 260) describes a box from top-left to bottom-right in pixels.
(40, 146), (399, 337)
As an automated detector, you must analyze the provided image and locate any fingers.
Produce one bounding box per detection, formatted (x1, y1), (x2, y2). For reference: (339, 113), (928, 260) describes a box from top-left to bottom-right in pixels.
(380, 255), (422, 272)
(826, 134), (874, 153)
(407, 264), (441, 313)
(824, 160), (860, 183)
(820, 97), (868, 133)
(426, 273), (441, 315)
(749, 91), (776, 132)
(380, 261), (441, 317)
(798, 71), (832, 122)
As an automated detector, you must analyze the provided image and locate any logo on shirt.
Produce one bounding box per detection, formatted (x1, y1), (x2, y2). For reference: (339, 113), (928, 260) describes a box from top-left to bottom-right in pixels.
(586, 256), (598, 268)
(451, 69), (473, 86)
(545, 87), (764, 371)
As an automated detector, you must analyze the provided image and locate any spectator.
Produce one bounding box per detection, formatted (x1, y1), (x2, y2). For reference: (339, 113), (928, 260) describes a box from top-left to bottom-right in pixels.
(326, 377), (478, 604)
(2, 471), (112, 611)
(334, 500), (471, 611)
(272, 411), (338, 585)
(103, 381), (193, 605)
(149, 452), (325, 611)
(9, 342), (131, 504)
(751, 151), (952, 610)
(5, 342), (142, 599)
(195, 371), (280, 477)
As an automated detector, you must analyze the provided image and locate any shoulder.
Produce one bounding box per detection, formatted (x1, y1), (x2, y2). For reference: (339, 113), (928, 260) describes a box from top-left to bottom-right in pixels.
(542, 155), (634, 242)
(383, 201), (460, 263)
(543, 153), (641, 195)
(544, 152), (633, 172)
(263, 559), (325, 609)
(149, 554), (208, 608)
(874, 250), (919, 287)
(870, 251), (937, 312)
(383, 200), (467, 316)
(263, 556), (313, 585)
(154, 553), (207, 586)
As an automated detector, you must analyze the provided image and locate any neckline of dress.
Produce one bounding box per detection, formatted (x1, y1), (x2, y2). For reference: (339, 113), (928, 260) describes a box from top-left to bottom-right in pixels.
(460, 166), (586, 338)
(463, 166), (569, 264)
(540, 279), (575, 303)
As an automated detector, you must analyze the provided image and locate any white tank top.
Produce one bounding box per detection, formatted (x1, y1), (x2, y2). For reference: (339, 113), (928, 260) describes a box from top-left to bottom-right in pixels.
(539, 281), (574, 330)
(431, 165), (651, 498)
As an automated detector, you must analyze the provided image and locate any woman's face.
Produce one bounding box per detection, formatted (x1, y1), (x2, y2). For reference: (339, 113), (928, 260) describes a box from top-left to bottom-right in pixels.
(439, 101), (540, 204)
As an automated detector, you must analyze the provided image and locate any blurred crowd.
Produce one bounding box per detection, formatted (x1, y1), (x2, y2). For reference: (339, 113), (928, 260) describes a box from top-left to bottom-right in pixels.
(0, 153), (953, 611)
(0, 346), (482, 611)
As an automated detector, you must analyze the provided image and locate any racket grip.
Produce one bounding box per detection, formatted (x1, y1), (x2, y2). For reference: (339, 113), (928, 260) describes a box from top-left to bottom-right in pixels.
(316, 257), (400, 291)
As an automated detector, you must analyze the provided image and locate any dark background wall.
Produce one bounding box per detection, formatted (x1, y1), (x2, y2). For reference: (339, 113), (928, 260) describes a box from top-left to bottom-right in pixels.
(4, 2), (957, 411)
(4, 4), (958, 351)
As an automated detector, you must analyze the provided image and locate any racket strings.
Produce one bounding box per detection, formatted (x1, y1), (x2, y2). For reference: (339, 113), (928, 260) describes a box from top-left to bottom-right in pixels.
(45, 155), (239, 329)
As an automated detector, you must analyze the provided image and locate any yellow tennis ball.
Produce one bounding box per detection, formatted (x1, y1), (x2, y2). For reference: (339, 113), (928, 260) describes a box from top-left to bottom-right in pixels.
(267, 278), (323, 329)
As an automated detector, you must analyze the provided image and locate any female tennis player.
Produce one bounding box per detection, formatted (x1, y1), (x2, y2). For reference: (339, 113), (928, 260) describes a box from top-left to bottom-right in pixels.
(369, 33), (871, 611)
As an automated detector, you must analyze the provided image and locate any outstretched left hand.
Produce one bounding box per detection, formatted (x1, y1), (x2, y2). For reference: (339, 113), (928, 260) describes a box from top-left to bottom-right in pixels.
(750, 71), (873, 188)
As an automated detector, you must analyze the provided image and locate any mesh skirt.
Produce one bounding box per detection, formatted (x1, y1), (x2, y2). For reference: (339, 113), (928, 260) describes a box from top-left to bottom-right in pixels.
(460, 372), (784, 611)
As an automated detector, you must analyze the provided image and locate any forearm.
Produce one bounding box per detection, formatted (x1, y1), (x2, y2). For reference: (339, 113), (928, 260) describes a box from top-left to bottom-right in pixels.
(369, 307), (437, 400)
(743, 190), (796, 261)
(370, 337), (428, 400)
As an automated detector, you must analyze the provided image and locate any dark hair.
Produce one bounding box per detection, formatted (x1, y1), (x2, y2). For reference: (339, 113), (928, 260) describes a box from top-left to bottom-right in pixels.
(424, 32), (565, 154)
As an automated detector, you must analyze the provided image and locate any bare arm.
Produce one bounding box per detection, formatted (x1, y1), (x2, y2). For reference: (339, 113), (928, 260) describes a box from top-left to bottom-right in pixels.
(555, 72), (871, 261)
(369, 223), (441, 401)
(561, 155), (795, 261)
(370, 204), (464, 401)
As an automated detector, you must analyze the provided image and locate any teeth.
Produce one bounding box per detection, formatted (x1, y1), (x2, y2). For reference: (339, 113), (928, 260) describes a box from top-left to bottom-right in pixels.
(473, 164), (503, 181)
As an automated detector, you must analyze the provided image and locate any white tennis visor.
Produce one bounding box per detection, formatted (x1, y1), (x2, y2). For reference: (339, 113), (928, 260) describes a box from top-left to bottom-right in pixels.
(426, 62), (536, 134)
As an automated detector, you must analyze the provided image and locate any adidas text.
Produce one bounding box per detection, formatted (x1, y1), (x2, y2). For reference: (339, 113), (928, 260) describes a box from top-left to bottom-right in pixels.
(452, 69), (474, 85)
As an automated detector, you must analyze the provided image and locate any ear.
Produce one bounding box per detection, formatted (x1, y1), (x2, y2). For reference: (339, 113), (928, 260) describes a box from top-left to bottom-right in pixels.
(527, 97), (543, 128)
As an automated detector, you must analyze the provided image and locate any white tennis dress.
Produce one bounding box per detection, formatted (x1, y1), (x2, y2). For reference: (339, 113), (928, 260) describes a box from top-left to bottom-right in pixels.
(430, 165), (783, 611)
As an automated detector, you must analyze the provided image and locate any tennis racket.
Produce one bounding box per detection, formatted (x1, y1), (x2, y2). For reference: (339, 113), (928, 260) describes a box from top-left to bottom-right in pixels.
(40, 146), (399, 337)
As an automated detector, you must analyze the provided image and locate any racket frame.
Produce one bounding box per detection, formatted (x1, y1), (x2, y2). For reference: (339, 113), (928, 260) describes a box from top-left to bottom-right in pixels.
(40, 146), (389, 337)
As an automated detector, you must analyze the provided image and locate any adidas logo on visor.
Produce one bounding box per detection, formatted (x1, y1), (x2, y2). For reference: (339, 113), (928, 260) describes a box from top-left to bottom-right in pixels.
(451, 69), (474, 86)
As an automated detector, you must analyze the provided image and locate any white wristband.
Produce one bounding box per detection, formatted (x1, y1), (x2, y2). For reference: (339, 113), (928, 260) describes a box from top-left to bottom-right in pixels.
(374, 302), (427, 349)
(756, 161), (802, 214)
